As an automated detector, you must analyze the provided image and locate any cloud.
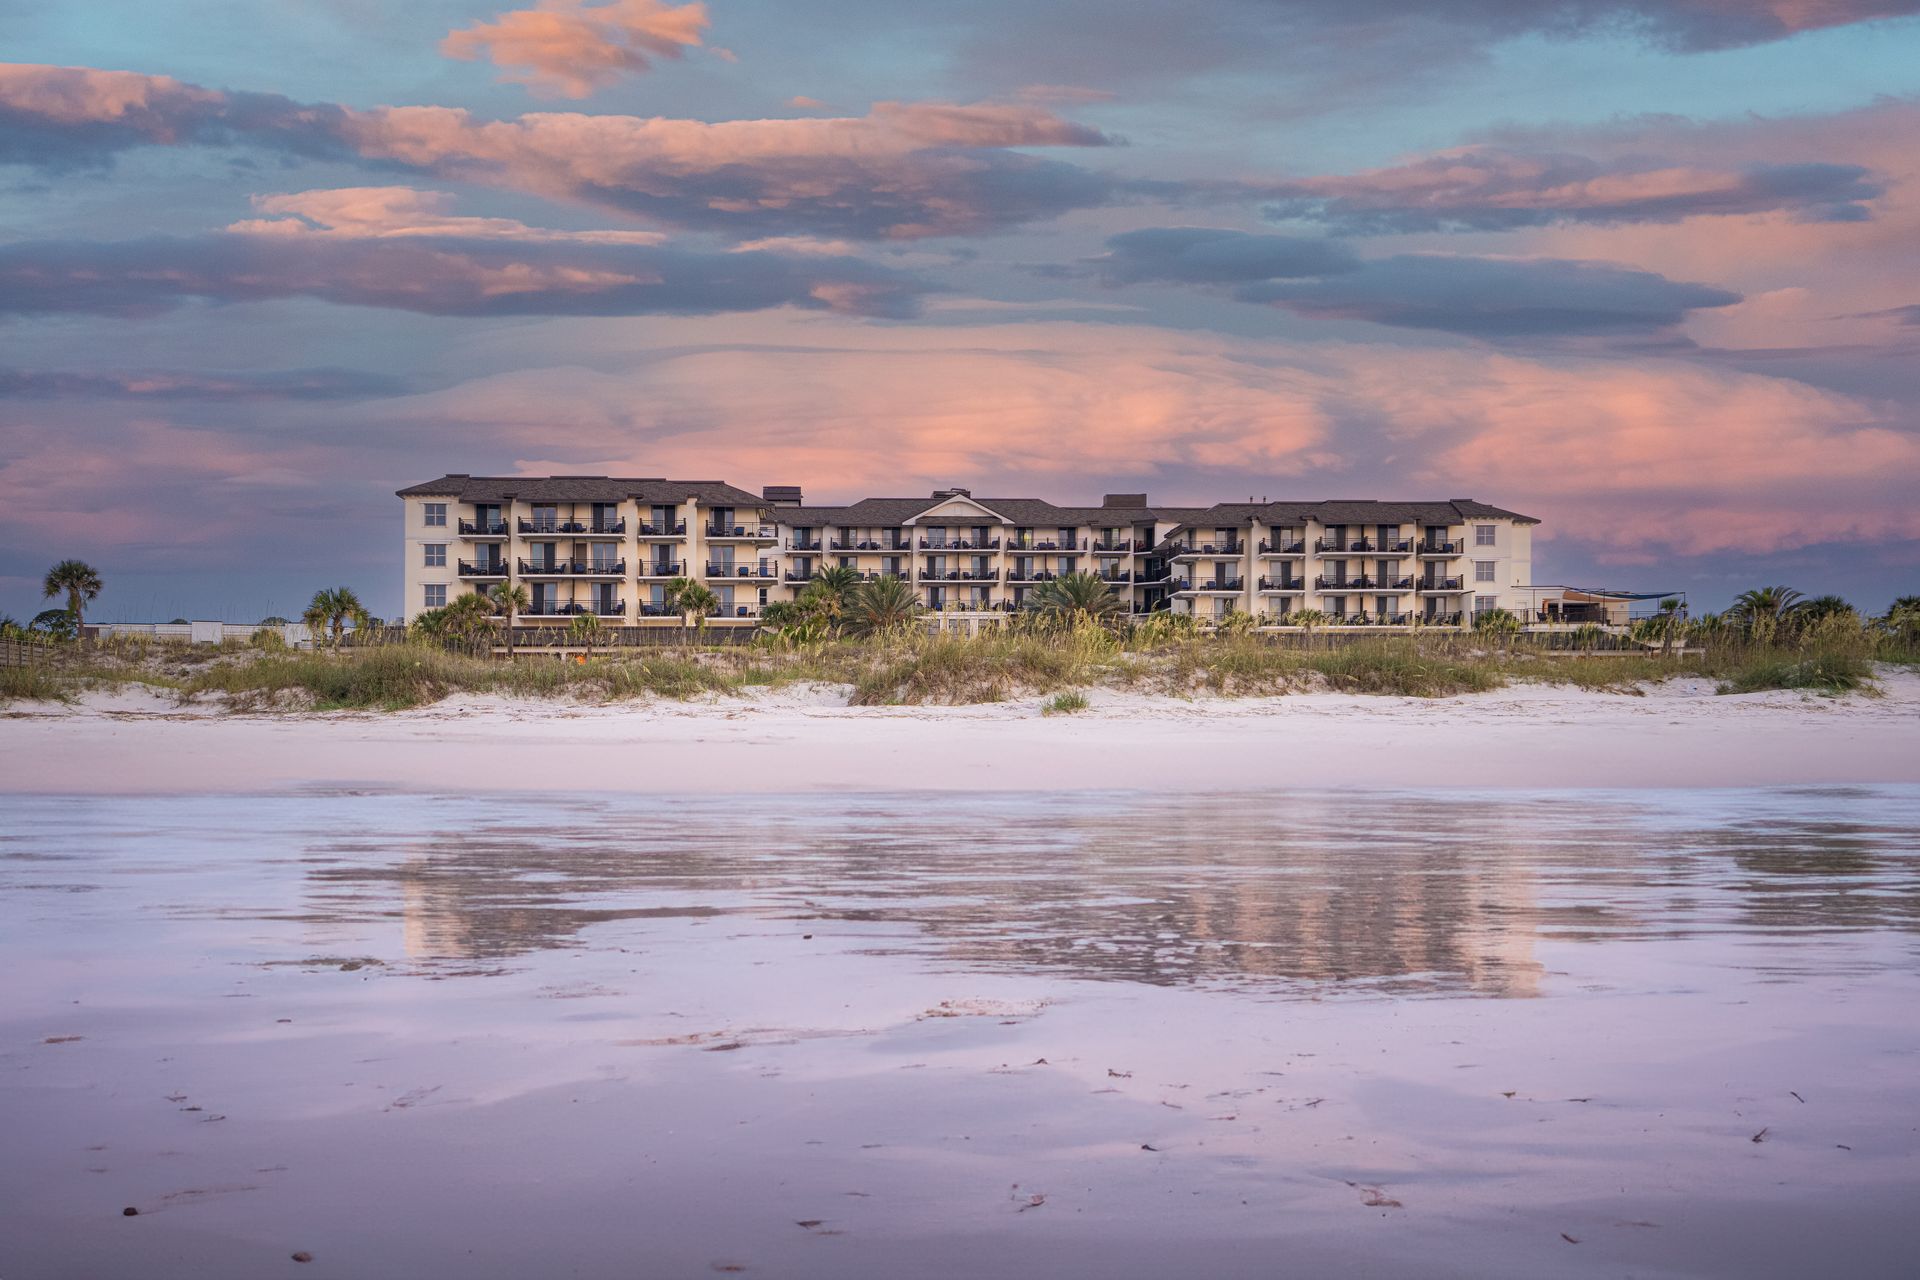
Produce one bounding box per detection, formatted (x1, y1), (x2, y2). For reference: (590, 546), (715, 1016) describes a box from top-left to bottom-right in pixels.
(227, 186), (666, 243)
(0, 63), (1118, 239)
(1084, 228), (1739, 335)
(0, 367), (406, 400)
(1260, 146), (1884, 234)
(1238, 253), (1741, 335)
(0, 232), (930, 319)
(442, 1), (711, 99)
(1090, 226), (1361, 284)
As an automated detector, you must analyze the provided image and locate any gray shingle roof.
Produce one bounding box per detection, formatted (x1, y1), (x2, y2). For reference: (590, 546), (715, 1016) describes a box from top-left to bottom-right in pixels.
(396, 474), (767, 506)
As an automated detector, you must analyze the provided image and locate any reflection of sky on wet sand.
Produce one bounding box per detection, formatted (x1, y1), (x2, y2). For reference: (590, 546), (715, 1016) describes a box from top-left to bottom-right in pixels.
(3, 786), (1919, 1279)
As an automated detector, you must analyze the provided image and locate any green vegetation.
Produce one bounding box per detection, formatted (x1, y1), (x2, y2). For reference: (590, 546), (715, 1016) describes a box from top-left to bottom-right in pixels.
(0, 664), (69, 703)
(1717, 654), (1872, 695)
(43, 560), (102, 634)
(1042, 690), (1090, 715)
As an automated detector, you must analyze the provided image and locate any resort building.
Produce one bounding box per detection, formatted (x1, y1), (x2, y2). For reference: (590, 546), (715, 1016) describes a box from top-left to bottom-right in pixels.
(397, 475), (1538, 627)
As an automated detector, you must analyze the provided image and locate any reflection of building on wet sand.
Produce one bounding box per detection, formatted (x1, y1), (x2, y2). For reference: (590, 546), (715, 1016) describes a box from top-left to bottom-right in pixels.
(349, 798), (1545, 996)
(926, 805), (1545, 997)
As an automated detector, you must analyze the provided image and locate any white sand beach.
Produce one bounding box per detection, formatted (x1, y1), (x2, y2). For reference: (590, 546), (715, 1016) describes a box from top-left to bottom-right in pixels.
(4, 671), (1917, 794)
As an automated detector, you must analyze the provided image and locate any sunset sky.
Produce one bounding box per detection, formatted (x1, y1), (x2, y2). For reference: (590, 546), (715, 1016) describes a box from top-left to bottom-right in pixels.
(4, 0), (1919, 622)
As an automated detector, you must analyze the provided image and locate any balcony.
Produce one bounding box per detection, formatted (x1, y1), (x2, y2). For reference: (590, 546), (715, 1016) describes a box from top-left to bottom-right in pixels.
(705, 525), (777, 541)
(1381, 539), (1413, 554)
(518, 518), (589, 535)
(1170, 542), (1245, 559)
(457, 560), (509, 579)
(518, 558), (625, 577)
(1424, 611), (1465, 626)
(1418, 578), (1466, 592)
(785, 539), (825, 553)
(1009, 538), (1087, 552)
(1315, 576), (1377, 591)
(1419, 541), (1463, 556)
(1007, 569), (1058, 583)
(1095, 570), (1133, 584)
(637, 522), (687, 538)
(1258, 540), (1306, 556)
(1257, 579), (1304, 593)
(1175, 579), (1245, 594)
(704, 564), (776, 579)
(586, 519), (626, 535)
(1091, 539), (1134, 554)
(527, 601), (625, 618)
(637, 562), (683, 578)
(917, 537), (1002, 551)
(458, 519), (509, 538)
(831, 539), (909, 552)
(920, 568), (996, 582)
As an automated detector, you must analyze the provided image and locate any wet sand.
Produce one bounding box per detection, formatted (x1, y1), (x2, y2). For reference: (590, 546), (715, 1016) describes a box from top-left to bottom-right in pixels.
(4, 788), (1919, 1278)
(2, 669), (1918, 794)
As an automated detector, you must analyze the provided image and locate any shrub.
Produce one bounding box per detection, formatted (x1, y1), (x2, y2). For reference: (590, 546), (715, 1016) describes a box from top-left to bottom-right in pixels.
(1718, 654), (1871, 695)
(1041, 690), (1089, 715)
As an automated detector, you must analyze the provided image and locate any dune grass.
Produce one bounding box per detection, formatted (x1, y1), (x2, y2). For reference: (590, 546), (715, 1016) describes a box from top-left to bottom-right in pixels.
(1716, 653), (1872, 695)
(0, 665), (70, 703)
(1042, 690), (1090, 715)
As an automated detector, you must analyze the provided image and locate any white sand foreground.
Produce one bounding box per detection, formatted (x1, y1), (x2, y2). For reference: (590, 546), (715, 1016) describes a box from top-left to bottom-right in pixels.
(4, 670), (1918, 793)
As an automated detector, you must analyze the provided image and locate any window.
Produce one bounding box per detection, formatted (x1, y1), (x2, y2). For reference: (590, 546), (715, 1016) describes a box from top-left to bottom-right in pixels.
(1475, 595), (1497, 615)
(423, 502), (446, 528)
(423, 584), (447, 609)
(1474, 560), (1496, 583)
(1475, 524), (1496, 546)
(423, 543), (446, 567)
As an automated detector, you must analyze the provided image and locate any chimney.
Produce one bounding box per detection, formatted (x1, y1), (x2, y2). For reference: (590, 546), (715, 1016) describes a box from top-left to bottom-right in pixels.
(933, 487), (971, 499)
(1103, 493), (1147, 508)
(762, 485), (803, 506)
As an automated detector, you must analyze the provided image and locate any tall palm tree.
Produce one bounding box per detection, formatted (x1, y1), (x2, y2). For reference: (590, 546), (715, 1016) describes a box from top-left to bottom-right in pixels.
(845, 574), (920, 637)
(814, 565), (863, 600)
(42, 560), (102, 637)
(306, 586), (371, 647)
(1026, 571), (1125, 623)
(489, 582), (530, 656)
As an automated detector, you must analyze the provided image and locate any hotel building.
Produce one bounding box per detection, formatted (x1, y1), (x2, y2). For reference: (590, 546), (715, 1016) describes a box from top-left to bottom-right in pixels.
(397, 474), (1537, 627)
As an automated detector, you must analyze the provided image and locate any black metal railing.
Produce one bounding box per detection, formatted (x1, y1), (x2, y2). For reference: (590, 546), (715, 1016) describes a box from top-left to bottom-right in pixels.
(1092, 539), (1134, 553)
(637, 522), (687, 536)
(1419, 577), (1465, 591)
(457, 560), (509, 577)
(703, 564), (775, 578)
(458, 519), (509, 536)
(1257, 579), (1304, 592)
(518, 558), (625, 575)
(1420, 541), (1462, 555)
(1315, 576), (1377, 591)
(525, 601), (625, 618)
(1176, 579), (1245, 592)
(1009, 538), (1088, 551)
(917, 537), (1003, 551)
(706, 525), (776, 539)
(588, 519), (626, 534)
(1258, 540), (1306, 555)
(920, 569), (996, 581)
(638, 562), (683, 577)
(518, 518), (590, 534)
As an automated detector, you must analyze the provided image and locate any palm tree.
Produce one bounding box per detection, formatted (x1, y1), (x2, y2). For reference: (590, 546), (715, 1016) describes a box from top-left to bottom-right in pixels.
(489, 582), (530, 656)
(663, 577), (719, 642)
(1792, 595), (1855, 625)
(845, 575), (920, 636)
(1025, 572), (1125, 624)
(305, 586), (371, 647)
(1291, 608), (1327, 647)
(1730, 585), (1801, 641)
(814, 565), (863, 600)
(42, 560), (102, 637)
(569, 611), (602, 657)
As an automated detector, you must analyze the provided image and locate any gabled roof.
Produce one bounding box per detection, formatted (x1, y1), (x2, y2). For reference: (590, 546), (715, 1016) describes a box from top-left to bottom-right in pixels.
(395, 474), (767, 506)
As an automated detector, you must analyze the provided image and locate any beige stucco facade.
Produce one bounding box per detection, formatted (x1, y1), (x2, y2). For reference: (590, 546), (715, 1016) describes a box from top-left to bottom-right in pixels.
(398, 476), (1540, 627)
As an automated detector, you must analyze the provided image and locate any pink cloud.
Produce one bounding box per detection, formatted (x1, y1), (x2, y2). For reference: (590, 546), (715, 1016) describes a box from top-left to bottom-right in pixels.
(228, 186), (666, 243)
(442, 1), (711, 99)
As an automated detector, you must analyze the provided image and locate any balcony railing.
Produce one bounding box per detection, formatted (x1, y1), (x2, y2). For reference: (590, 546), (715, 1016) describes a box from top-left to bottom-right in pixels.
(638, 562), (683, 577)
(917, 537), (1002, 551)
(920, 569), (996, 581)
(1258, 540), (1306, 555)
(1169, 542), (1244, 558)
(1095, 571), (1134, 583)
(1092, 539), (1134, 554)
(706, 525), (777, 540)
(637, 522), (687, 537)
(518, 518), (590, 535)
(1007, 570), (1059, 583)
(518, 558), (625, 576)
(457, 560), (509, 578)
(526, 601), (625, 618)
(1418, 577), (1466, 591)
(587, 519), (626, 535)
(1175, 579), (1245, 593)
(1009, 538), (1088, 552)
(1315, 576), (1376, 591)
(831, 539), (910, 552)
(1419, 541), (1462, 556)
(1257, 579), (1304, 592)
(1381, 539), (1413, 554)
(704, 564), (776, 579)
(458, 519), (509, 537)
(785, 540), (824, 552)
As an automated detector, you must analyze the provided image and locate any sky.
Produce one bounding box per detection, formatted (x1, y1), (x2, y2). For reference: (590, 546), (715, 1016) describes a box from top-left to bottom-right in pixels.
(2, 0), (1918, 623)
